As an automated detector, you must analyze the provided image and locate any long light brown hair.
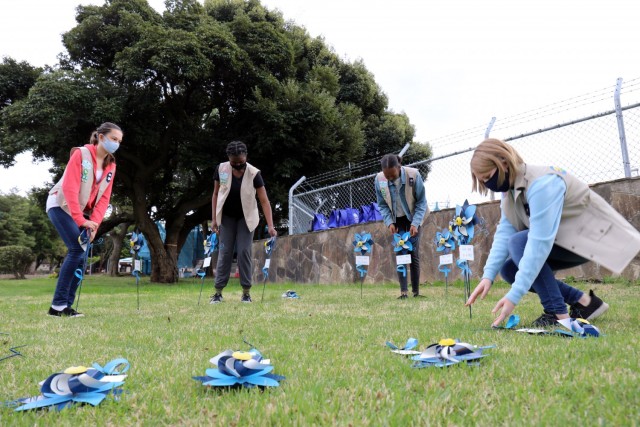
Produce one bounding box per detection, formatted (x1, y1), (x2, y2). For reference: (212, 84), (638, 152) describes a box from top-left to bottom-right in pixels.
(470, 138), (523, 195)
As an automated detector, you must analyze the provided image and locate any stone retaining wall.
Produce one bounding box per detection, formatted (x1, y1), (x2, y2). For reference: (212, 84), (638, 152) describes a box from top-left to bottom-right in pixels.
(253, 177), (640, 284)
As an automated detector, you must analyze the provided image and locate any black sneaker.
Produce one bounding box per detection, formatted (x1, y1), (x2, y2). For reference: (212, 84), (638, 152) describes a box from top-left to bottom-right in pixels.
(569, 289), (609, 320)
(413, 293), (425, 298)
(47, 307), (65, 317)
(241, 293), (252, 303)
(531, 312), (558, 328)
(397, 294), (408, 300)
(64, 307), (84, 317)
(209, 293), (223, 304)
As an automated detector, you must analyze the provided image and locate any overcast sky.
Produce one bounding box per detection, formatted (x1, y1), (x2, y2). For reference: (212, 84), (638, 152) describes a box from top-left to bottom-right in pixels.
(1, 0), (639, 194)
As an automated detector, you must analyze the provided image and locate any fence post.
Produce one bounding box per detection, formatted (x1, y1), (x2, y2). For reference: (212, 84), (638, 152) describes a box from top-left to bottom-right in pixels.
(614, 77), (632, 178)
(288, 176), (306, 235)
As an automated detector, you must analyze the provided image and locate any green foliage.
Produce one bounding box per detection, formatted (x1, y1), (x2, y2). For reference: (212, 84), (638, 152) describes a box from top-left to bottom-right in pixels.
(0, 278), (636, 424)
(0, 0), (429, 282)
(0, 245), (33, 278)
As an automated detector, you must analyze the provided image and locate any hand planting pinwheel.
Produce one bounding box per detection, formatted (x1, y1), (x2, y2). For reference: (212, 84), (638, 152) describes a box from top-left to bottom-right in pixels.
(353, 232), (374, 298)
(11, 358), (129, 411)
(193, 347), (284, 389)
(411, 339), (494, 368)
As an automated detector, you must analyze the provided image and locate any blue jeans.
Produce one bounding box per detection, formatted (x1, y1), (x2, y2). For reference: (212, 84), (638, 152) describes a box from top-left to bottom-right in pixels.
(394, 216), (421, 294)
(500, 230), (587, 314)
(48, 207), (86, 307)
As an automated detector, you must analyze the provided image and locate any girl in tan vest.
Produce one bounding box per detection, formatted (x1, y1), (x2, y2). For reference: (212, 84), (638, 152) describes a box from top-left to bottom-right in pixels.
(466, 138), (640, 328)
(46, 122), (122, 317)
(210, 141), (277, 303)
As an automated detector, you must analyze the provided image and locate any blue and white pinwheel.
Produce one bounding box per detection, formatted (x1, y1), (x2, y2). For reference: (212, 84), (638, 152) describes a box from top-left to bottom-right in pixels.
(353, 232), (374, 278)
(393, 232), (413, 252)
(129, 231), (144, 255)
(451, 200), (478, 245)
(262, 237), (276, 279)
(386, 338), (420, 355)
(411, 339), (494, 368)
(204, 232), (218, 257)
(434, 229), (456, 253)
(11, 359), (129, 411)
(193, 348), (284, 388)
(281, 290), (300, 299)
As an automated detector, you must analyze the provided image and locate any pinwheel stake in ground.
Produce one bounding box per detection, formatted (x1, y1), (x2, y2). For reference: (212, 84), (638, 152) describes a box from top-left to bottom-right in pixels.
(411, 339), (495, 368)
(434, 228), (456, 295)
(393, 232), (413, 283)
(10, 358), (130, 411)
(74, 229), (92, 312)
(353, 232), (374, 298)
(193, 347), (284, 389)
(450, 200), (481, 319)
(198, 232), (218, 306)
(129, 230), (144, 310)
(261, 237), (277, 302)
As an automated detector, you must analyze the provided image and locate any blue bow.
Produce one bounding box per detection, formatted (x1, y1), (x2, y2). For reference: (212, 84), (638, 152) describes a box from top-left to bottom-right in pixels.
(438, 264), (451, 278)
(456, 258), (472, 277)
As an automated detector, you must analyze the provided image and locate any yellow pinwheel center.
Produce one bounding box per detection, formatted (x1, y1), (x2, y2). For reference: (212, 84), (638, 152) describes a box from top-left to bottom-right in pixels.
(448, 225), (453, 232)
(576, 318), (590, 324)
(439, 237), (445, 244)
(438, 338), (456, 346)
(264, 241), (268, 247)
(455, 217), (462, 226)
(357, 241), (364, 247)
(232, 351), (253, 360)
(398, 239), (405, 246)
(64, 366), (89, 374)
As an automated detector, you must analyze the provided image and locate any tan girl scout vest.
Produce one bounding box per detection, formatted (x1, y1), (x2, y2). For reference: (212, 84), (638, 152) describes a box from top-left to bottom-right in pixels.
(215, 161), (260, 232)
(375, 166), (426, 226)
(502, 164), (640, 274)
(49, 147), (112, 217)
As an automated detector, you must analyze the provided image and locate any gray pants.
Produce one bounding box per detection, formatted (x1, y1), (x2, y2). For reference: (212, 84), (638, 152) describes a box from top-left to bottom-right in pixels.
(215, 215), (255, 291)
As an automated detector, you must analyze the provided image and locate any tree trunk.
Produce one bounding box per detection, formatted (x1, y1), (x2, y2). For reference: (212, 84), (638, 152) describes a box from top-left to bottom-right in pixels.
(108, 221), (130, 276)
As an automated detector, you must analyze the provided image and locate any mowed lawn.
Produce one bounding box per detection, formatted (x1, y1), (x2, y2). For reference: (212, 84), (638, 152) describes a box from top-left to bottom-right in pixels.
(0, 275), (638, 426)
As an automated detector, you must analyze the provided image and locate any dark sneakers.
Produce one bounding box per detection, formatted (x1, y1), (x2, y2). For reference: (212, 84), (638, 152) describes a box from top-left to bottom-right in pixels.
(397, 294), (408, 300)
(209, 293), (223, 304)
(47, 307), (84, 317)
(531, 312), (558, 328)
(241, 293), (252, 303)
(413, 293), (426, 298)
(570, 289), (609, 320)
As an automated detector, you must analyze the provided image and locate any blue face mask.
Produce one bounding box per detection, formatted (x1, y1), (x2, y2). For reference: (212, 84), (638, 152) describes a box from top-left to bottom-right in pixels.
(101, 136), (120, 154)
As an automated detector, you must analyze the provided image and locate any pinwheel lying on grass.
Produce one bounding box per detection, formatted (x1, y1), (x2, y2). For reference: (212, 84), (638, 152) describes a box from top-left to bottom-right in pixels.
(11, 358), (129, 411)
(281, 290), (300, 299)
(193, 347), (284, 389)
(411, 339), (494, 368)
(495, 315), (601, 338)
(385, 338), (420, 355)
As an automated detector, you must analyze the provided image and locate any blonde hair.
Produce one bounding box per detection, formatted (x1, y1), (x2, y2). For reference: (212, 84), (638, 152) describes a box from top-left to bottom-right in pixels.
(470, 138), (524, 195)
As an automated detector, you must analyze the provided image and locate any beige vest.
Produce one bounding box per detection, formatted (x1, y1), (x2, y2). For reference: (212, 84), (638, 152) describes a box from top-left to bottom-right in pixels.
(375, 166), (425, 226)
(49, 147), (111, 217)
(503, 164), (640, 274)
(215, 161), (260, 232)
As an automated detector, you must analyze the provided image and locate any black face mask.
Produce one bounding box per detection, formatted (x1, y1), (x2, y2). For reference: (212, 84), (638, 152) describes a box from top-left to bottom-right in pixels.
(484, 169), (510, 192)
(231, 163), (246, 171)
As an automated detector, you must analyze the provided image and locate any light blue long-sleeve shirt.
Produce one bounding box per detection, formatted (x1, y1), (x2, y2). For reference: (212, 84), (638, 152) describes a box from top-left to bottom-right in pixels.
(482, 174), (567, 305)
(375, 167), (428, 228)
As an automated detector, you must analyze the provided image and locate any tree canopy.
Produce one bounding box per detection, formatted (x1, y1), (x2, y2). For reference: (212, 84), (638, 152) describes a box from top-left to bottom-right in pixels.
(0, 0), (431, 282)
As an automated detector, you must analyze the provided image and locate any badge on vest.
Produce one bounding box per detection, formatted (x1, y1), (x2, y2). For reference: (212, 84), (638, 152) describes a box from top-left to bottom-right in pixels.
(219, 172), (229, 186)
(408, 177), (415, 187)
(81, 160), (92, 183)
(106, 172), (113, 183)
(379, 180), (388, 198)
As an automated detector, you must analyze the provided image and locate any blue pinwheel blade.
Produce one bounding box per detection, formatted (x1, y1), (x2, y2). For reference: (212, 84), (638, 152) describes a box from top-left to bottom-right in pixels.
(505, 314), (520, 329)
(465, 205), (476, 219)
(242, 376), (280, 387)
(393, 234), (401, 243)
(404, 338), (418, 350)
(401, 232), (411, 241)
(72, 392), (108, 406)
(15, 395), (71, 411)
(204, 378), (240, 386)
(385, 341), (399, 350)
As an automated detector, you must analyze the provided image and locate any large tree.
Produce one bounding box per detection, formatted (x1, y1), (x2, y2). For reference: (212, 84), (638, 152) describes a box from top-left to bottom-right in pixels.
(0, 0), (430, 282)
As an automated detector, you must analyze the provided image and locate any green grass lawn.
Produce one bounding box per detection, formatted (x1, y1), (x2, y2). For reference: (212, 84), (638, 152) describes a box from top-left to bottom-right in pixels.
(0, 275), (638, 426)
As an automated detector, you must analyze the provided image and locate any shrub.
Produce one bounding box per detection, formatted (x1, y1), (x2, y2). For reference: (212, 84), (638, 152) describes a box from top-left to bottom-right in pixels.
(0, 245), (34, 279)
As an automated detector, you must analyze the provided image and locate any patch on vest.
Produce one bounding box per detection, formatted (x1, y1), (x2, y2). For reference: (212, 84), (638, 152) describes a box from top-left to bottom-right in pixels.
(81, 160), (92, 183)
(105, 172), (113, 183)
(408, 177), (415, 187)
(549, 166), (567, 175)
(219, 171), (229, 186)
(379, 180), (388, 198)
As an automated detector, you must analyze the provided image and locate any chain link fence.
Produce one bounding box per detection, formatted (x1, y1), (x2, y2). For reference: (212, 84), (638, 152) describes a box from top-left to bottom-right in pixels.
(289, 77), (640, 235)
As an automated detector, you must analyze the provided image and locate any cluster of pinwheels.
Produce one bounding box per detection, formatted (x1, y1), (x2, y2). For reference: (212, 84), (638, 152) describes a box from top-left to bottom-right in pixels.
(449, 200), (479, 246)
(353, 233), (374, 277)
(11, 359), (129, 411)
(193, 348), (284, 388)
